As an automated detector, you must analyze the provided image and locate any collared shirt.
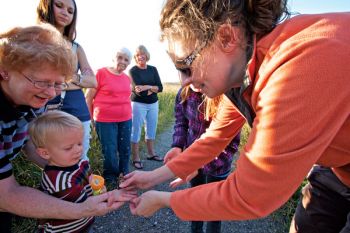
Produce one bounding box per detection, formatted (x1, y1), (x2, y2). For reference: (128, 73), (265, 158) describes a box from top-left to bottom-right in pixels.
(0, 88), (44, 180)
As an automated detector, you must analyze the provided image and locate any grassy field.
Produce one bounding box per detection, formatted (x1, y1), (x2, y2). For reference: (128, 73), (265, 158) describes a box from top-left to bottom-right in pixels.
(11, 83), (298, 232)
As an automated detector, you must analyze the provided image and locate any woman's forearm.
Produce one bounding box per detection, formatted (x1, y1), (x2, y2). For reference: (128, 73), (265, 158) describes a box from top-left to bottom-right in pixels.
(152, 165), (176, 186)
(1, 176), (84, 219)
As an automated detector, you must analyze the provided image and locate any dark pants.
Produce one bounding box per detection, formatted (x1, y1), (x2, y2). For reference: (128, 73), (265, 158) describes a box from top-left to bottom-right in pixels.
(0, 212), (12, 233)
(95, 120), (132, 182)
(290, 166), (350, 233)
(190, 169), (227, 233)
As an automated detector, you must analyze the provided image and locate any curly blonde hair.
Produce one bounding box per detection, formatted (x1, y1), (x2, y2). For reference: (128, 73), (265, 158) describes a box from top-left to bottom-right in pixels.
(0, 24), (77, 80)
(29, 110), (83, 148)
(160, 0), (290, 47)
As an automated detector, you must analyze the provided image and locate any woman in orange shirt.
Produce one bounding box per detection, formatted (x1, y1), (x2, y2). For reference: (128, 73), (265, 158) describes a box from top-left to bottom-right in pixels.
(116, 0), (350, 232)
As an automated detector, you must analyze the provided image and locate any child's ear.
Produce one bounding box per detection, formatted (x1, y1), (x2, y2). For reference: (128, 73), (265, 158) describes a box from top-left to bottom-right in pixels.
(36, 148), (50, 160)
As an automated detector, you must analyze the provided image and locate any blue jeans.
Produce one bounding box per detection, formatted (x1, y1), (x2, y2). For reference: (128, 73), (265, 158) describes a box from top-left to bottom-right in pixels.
(190, 169), (228, 233)
(95, 120), (132, 181)
(131, 101), (159, 143)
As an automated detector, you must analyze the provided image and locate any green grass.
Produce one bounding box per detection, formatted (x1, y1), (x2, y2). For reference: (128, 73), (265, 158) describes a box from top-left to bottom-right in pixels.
(11, 83), (299, 232)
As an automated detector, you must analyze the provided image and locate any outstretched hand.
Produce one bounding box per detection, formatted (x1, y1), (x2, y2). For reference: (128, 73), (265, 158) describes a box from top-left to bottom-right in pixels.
(119, 170), (156, 190)
(82, 192), (127, 217)
(129, 190), (171, 217)
(107, 188), (138, 209)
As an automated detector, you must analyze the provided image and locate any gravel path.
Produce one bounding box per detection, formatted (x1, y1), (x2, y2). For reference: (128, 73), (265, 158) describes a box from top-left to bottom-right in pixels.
(92, 127), (286, 233)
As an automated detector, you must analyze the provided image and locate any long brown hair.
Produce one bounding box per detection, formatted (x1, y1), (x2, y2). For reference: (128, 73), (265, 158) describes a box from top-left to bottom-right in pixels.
(37, 0), (78, 41)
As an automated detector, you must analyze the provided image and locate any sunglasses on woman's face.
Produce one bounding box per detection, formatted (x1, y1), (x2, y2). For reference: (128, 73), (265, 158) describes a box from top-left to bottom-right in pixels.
(174, 42), (206, 78)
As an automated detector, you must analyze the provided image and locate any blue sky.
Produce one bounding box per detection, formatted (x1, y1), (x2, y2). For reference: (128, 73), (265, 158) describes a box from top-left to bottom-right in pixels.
(1, 0), (349, 83)
(290, 0), (350, 14)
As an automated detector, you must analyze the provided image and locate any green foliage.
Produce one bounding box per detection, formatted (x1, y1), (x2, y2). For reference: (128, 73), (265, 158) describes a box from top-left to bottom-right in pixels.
(11, 155), (42, 232)
(157, 83), (179, 132)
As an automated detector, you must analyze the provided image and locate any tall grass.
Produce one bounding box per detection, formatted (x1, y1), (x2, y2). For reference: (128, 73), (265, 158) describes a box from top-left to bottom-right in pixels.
(11, 83), (298, 232)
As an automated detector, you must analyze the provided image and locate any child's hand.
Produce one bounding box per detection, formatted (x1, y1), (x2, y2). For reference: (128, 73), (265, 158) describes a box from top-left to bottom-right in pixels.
(107, 189), (138, 208)
(169, 170), (198, 189)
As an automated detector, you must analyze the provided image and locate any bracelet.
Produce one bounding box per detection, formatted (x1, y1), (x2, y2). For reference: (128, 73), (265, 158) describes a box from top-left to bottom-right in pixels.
(72, 74), (82, 86)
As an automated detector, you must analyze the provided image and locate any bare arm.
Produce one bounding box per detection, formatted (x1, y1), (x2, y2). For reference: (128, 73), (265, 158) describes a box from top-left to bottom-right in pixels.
(85, 88), (97, 118)
(149, 85), (159, 93)
(0, 175), (115, 219)
(67, 44), (96, 90)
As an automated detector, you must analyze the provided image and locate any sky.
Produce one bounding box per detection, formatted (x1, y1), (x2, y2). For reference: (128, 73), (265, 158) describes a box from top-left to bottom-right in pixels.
(1, 0), (350, 83)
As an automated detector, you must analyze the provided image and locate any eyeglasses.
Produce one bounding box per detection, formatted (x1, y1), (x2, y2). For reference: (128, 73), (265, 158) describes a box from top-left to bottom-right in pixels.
(174, 42), (207, 77)
(21, 72), (68, 91)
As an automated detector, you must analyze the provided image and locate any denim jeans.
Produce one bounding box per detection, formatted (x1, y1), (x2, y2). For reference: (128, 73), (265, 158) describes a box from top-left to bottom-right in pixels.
(131, 101), (159, 143)
(95, 119), (132, 182)
(190, 169), (227, 233)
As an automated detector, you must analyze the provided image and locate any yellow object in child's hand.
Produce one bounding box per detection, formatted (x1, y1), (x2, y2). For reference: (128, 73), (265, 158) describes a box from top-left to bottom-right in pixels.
(89, 174), (105, 195)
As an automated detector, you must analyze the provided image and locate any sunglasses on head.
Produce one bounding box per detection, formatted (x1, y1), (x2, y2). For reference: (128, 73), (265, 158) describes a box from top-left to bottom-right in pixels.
(174, 42), (207, 78)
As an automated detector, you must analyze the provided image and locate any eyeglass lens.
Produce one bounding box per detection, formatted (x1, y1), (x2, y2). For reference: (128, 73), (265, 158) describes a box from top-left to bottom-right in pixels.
(177, 67), (192, 77)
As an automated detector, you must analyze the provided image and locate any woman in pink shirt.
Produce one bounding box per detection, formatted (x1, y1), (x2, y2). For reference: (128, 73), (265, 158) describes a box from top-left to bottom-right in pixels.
(86, 47), (132, 188)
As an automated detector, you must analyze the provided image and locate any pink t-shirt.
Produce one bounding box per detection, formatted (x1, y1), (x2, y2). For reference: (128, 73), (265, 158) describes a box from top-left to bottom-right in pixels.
(93, 67), (132, 122)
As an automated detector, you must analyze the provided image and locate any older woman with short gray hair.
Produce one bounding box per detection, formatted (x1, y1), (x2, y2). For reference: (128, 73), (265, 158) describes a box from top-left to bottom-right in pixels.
(86, 47), (133, 188)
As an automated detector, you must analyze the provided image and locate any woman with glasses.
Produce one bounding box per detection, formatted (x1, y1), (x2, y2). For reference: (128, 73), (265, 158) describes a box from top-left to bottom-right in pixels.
(118, 0), (350, 231)
(0, 24), (115, 233)
(37, 0), (97, 161)
(129, 45), (163, 169)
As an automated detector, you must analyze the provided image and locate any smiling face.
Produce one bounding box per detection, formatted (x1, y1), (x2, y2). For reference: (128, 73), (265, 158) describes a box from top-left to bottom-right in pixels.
(1, 67), (65, 108)
(135, 50), (148, 68)
(114, 53), (131, 73)
(38, 127), (84, 167)
(53, 0), (75, 32)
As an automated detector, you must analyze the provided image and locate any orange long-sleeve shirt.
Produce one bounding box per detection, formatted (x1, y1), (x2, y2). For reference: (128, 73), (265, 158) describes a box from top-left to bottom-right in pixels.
(168, 13), (350, 221)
